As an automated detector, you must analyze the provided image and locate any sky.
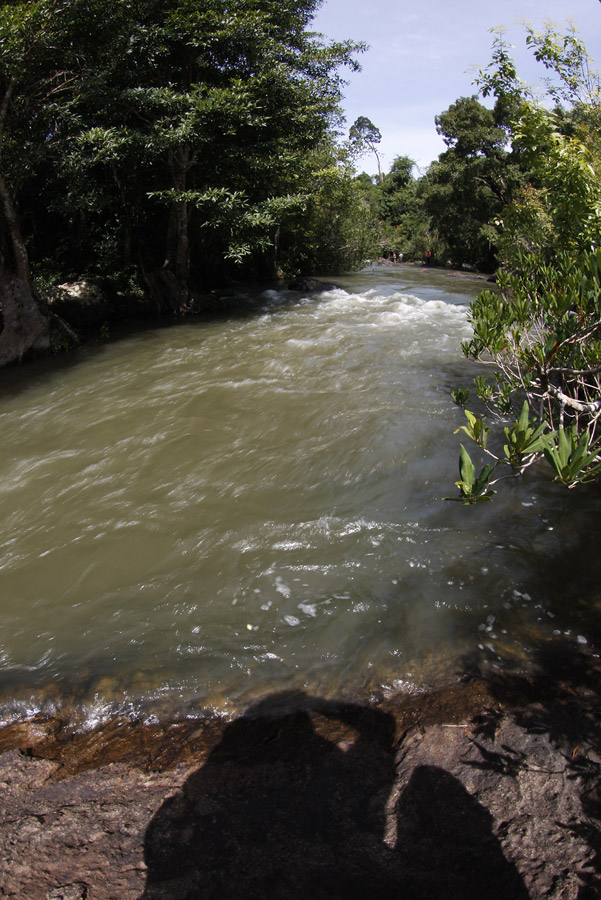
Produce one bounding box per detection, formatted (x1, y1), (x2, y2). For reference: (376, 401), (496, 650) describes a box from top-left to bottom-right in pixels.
(311, 0), (601, 176)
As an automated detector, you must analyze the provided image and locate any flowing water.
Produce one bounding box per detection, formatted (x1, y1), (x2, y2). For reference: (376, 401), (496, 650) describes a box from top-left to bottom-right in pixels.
(1, 265), (600, 728)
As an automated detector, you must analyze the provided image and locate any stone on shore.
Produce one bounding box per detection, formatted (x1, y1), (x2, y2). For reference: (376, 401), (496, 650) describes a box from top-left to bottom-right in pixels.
(0, 673), (600, 899)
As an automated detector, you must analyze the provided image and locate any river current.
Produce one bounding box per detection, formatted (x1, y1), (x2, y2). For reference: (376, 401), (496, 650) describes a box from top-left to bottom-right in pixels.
(1, 265), (600, 728)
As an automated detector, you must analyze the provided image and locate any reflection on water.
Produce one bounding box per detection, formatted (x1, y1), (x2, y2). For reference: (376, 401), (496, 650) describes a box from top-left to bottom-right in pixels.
(0, 265), (600, 727)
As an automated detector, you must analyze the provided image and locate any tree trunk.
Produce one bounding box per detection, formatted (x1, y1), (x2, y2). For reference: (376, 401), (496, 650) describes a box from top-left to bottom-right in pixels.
(0, 270), (48, 364)
(0, 172), (77, 366)
(0, 270), (76, 366)
(174, 195), (190, 287)
(142, 267), (189, 315)
(165, 147), (193, 296)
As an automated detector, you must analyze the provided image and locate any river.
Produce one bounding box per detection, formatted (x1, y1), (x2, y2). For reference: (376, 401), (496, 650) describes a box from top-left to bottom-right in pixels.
(0, 264), (600, 728)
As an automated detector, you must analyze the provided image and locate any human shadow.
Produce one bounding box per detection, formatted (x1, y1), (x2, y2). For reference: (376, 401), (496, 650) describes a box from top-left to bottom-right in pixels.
(141, 690), (529, 900)
(394, 763), (530, 900)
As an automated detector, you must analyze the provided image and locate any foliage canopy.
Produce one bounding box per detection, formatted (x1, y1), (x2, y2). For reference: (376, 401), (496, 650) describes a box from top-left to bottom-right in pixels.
(448, 24), (601, 502)
(0, 0), (372, 348)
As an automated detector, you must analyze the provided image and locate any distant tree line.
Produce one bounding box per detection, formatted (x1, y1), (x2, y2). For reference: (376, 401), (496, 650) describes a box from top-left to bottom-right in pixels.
(352, 89), (544, 274)
(353, 25), (601, 277)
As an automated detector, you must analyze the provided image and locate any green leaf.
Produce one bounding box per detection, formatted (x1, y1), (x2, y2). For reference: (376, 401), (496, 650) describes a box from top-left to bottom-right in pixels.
(447, 446), (497, 503)
(451, 386), (470, 406)
(459, 444), (475, 488)
(454, 409), (489, 449)
(543, 425), (601, 485)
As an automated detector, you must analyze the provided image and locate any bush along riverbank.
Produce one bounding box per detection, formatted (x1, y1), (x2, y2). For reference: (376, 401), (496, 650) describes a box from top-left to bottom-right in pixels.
(1, 643), (601, 899)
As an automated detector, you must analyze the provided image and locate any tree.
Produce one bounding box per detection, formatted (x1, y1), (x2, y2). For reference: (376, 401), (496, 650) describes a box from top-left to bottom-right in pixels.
(474, 24), (601, 265)
(279, 141), (380, 273)
(0, 1), (80, 364)
(0, 0), (365, 360)
(449, 25), (601, 503)
(420, 95), (523, 270)
(379, 155), (414, 222)
(53, 0), (364, 289)
(377, 155), (428, 259)
(349, 155), (430, 262)
(349, 115), (383, 183)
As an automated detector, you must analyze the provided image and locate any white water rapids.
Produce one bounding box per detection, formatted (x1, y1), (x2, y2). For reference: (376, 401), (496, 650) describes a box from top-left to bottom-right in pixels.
(0, 265), (599, 727)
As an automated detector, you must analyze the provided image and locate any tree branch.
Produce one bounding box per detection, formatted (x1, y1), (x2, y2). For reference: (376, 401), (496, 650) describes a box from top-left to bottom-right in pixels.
(547, 383), (601, 414)
(0, 74), (18, 154)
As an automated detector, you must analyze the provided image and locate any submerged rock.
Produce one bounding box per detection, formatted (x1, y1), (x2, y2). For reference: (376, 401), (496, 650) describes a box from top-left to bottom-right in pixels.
(288, 276), (338, 292)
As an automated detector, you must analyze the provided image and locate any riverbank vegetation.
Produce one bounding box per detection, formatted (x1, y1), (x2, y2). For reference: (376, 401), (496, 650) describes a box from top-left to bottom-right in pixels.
(0, 0), (378, 365)
(351, 24), (601, 498)
(445, 26), (601, 500)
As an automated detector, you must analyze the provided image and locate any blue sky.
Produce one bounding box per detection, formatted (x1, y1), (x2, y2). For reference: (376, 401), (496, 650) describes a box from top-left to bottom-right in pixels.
(312, 0), (601, 175)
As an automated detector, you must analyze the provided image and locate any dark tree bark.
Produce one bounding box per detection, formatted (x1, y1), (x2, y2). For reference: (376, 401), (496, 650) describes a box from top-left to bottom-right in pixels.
(0, 171), (76, 365)
(142, 267), (189, 315)
(0, 63), (76, 366)
(166, 147), (195, 291)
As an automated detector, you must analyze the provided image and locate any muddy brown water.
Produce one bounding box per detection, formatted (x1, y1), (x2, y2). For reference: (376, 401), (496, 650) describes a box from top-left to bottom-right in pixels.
(1, 265), (600, 729)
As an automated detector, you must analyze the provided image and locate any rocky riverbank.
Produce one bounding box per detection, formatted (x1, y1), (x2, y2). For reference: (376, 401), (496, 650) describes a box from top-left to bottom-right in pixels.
(1, 642), (601, 899)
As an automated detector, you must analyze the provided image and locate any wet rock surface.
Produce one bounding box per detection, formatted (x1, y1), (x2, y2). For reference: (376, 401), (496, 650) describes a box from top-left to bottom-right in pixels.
(48, 281), (164, 335)
(49, 282), (114, 332)
(1, 659), (601, 899)
(287, 276), (338, 292)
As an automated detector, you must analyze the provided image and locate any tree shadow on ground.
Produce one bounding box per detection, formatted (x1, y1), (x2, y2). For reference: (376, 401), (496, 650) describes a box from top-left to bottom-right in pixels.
(141, 691), (529, 900)
(465, 639), (601, 752)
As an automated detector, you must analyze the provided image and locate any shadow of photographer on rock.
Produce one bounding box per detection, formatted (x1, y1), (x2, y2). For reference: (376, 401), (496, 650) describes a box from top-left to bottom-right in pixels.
(141, 691), (530, 900)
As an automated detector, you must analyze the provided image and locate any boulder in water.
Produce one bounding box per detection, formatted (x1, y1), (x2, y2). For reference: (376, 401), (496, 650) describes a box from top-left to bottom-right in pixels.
(288, 276), (338, 292)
